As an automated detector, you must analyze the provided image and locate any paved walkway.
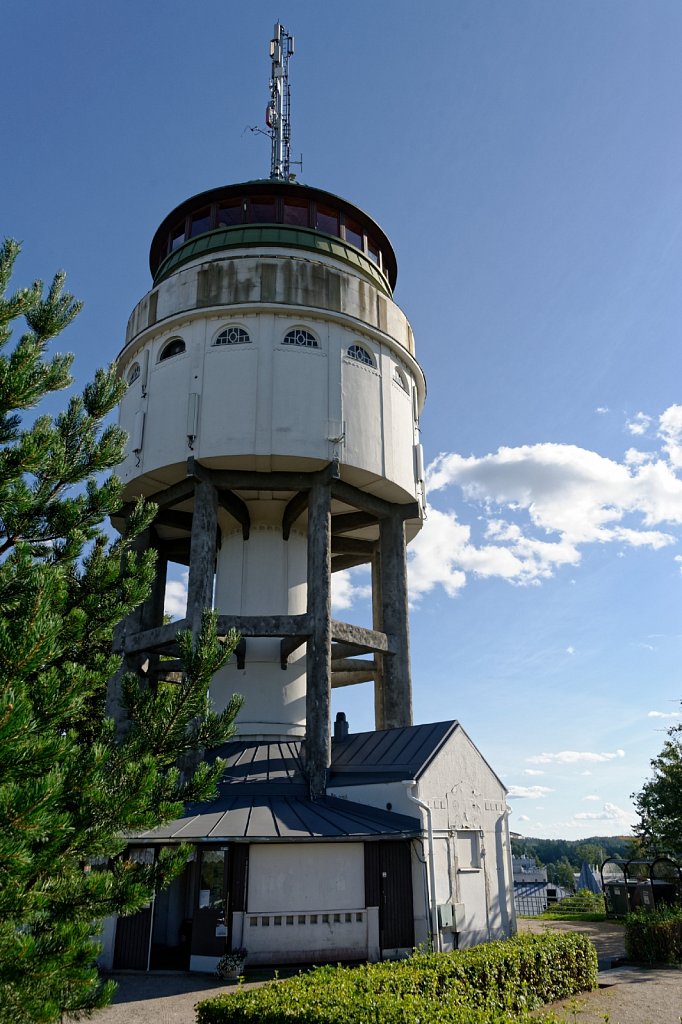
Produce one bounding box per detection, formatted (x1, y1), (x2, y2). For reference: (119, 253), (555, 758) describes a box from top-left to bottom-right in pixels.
(89, 922), (681, 1024)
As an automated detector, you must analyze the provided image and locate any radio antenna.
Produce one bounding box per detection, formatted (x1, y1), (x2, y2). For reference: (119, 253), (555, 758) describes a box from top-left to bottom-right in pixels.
(266, 23), (295, 180)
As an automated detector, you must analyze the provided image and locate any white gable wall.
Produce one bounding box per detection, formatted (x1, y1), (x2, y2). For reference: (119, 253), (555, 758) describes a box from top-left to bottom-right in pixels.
(328, 727), (515, 950)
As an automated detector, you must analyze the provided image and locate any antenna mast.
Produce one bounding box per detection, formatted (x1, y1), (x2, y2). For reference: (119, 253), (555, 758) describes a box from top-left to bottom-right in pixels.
(267, 22), (295, 180)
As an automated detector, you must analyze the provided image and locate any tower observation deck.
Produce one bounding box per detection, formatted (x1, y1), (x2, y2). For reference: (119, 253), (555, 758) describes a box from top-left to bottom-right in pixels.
(110, 39), (426, 801)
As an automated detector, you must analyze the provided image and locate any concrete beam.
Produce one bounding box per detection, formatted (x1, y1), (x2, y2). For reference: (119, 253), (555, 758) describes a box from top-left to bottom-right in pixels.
(331, 511), (377, 535)
(280, 634), (308, 669)
(188, 458), (338, 495)
(332, 670), (376, 688)
(214, 614), (312, 637)
(331, 536), (375, 555)
(154, 509), (194, 532)
(331, 478), (419, 522)
(218, 490), (251, 540)
(282, 490), (309, 540)
(331, 620), (390, 653)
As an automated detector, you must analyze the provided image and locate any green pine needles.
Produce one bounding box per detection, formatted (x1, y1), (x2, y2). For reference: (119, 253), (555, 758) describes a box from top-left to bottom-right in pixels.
(0, 240), (242, 1022)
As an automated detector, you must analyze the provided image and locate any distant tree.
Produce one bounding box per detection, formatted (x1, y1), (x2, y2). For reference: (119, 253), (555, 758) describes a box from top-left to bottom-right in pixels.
(0, 240), (242, 1023)
(546, 857), (576, 890)
(575, 842), (605, 867)
(633, 709), (682, 855)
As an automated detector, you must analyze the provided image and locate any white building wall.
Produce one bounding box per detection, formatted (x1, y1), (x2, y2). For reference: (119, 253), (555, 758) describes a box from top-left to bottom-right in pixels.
(328, 727), (515, 951)
(242, 843), (368, 964)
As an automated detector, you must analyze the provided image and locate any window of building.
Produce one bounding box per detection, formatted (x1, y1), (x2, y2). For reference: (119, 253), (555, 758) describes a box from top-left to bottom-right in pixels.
(170, 222), (186, 251)
(190, 207), (212, 238)
(127, 362), (141, 384)
(214, 326), (250, 346)
(347, 343), (375, 367)
(250, 197), (277, 223)
(367, 237), (380, 264)
(316, 204), (339, 235)
(282, 328), (319, 348)
(283, 197), (309, 226)
(217, 200), (242, 227)
(159, 337), (186, 361)
(344, 217), (364, 250)
(393, 366), (409, 391)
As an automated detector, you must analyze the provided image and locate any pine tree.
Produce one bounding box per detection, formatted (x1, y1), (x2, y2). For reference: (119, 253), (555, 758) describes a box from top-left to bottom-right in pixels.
(0, 240), (242, 1022)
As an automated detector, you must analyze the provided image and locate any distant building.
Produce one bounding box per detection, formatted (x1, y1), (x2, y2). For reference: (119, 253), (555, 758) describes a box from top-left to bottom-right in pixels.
(512, 856), (547, 884)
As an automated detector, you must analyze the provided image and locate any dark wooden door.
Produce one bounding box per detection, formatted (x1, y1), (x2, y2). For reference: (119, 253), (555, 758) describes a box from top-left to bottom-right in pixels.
(365, 840), (414, 951)
(113, 905), (153, 969)
(191, 847), (229, 957)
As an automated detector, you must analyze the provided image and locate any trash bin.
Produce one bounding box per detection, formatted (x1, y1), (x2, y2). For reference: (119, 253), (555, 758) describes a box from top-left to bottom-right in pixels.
(604, 881), (630, 918)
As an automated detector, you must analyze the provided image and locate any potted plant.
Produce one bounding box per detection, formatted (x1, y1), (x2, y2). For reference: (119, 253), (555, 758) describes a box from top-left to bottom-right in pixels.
(215, 947), (248, 981)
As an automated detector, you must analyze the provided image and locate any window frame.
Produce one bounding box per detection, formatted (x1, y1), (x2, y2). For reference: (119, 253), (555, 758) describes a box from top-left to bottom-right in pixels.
(158, 337), (186, 362)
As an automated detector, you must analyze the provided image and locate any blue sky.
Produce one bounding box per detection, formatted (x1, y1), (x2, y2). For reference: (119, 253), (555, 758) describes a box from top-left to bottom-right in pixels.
(4, 0), (682, 839)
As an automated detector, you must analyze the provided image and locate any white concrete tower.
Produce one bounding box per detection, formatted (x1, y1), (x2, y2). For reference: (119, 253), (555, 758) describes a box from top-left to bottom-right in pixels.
(110, 27), (426, 798)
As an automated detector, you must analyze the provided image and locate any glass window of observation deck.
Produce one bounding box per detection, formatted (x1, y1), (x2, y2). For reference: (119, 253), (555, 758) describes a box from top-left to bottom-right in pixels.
(190, 208), (212, 238)
(283, 197), (309, 227)
(316, 204), (339, 235)
(218, 200), (242, 227)
(170, 223), (185, 250)
(250, 197), (277, 223)
(345, 218), (363, 250)
(367, 237), (380, 264)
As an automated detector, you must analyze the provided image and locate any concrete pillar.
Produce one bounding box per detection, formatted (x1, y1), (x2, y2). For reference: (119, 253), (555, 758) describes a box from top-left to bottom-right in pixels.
(371, 546), (387, 730)
(378, 512), (412, 728)
(305, 480), (332, 799)
(186, 477), (219, 634)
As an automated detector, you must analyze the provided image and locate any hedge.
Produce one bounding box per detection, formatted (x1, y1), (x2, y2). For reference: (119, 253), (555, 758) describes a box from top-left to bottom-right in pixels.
(195, 931), (598, 1024)
(625, 906), (682, 963)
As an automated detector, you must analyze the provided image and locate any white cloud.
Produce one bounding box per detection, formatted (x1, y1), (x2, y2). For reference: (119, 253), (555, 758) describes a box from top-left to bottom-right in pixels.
(164, 571), (188, 619)
(624, 448), (654, 466)
(517, 814), (531, 822)
(580, 771), (592, 776)
(648, 710), (681, 719)
(574, 802), (630, 823)
(527, 749), (625, 765)
(507, 785), (554, 799)
(566, 645), (575, 655)
(626, 411), (651, 436)
(582, 794), (601, 802)
(331, 569), (371, 612)
(523, 769), (545, 776)
(595, 407), (609, 415)
(659, 404), (682, 468)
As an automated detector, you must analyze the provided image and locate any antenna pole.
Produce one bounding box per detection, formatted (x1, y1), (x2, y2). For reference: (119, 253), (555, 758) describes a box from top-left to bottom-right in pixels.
(267, 23), (295, 180)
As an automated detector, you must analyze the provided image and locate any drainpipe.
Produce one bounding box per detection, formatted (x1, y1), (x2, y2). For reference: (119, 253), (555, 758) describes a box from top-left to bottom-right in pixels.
(402, 780), (441, 952)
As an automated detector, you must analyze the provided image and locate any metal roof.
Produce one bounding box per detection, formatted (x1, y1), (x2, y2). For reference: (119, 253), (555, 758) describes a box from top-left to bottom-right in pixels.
(330, 721), (457, 786)
(134, 794), (419, 843)
(132, 722), (461, 843)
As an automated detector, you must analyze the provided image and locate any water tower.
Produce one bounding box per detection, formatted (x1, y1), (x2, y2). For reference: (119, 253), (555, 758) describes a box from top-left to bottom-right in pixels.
(110, 24), (426, 798)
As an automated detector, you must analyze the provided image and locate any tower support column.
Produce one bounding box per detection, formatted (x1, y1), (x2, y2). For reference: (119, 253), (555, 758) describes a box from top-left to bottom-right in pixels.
(186, 477), (219, 634)
(305, 480), (332, 798)
(377, 512), (412, 729)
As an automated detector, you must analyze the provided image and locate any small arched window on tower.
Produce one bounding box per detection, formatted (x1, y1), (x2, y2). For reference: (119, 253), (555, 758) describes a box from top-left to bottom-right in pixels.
(159, 337), (186, 362)
(214, 326), (250, 346)
(393, 366), (409, 392)
(282, 328), (319, 349)
(347, 343), (375, 367)
(127, 362), (141, 385)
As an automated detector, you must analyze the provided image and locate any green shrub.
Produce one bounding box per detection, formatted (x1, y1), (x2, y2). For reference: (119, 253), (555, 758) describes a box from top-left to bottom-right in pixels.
(539, 888), (606, 919)
(195, 932), (597, 1024)
(625, 906), (682, 963)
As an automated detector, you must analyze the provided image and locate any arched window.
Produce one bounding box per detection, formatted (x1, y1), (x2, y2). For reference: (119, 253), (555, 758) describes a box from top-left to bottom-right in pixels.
(127, 362), (141, 384)
(214, 326), (250, 346)
(393, 366), (409, 391)
(282, 328), (319, 349)
(347, 344), (375, 367)
(159, 337), (186, 361)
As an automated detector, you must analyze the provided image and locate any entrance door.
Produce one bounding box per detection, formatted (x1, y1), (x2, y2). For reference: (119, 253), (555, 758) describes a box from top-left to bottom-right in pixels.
(365, 841), (414, 952)
(113, 846), (156, 970)
(191, 847), (229, 957)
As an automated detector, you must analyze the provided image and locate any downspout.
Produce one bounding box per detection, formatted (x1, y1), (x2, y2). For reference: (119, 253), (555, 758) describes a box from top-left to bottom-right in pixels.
(402, 780), (441, 952)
